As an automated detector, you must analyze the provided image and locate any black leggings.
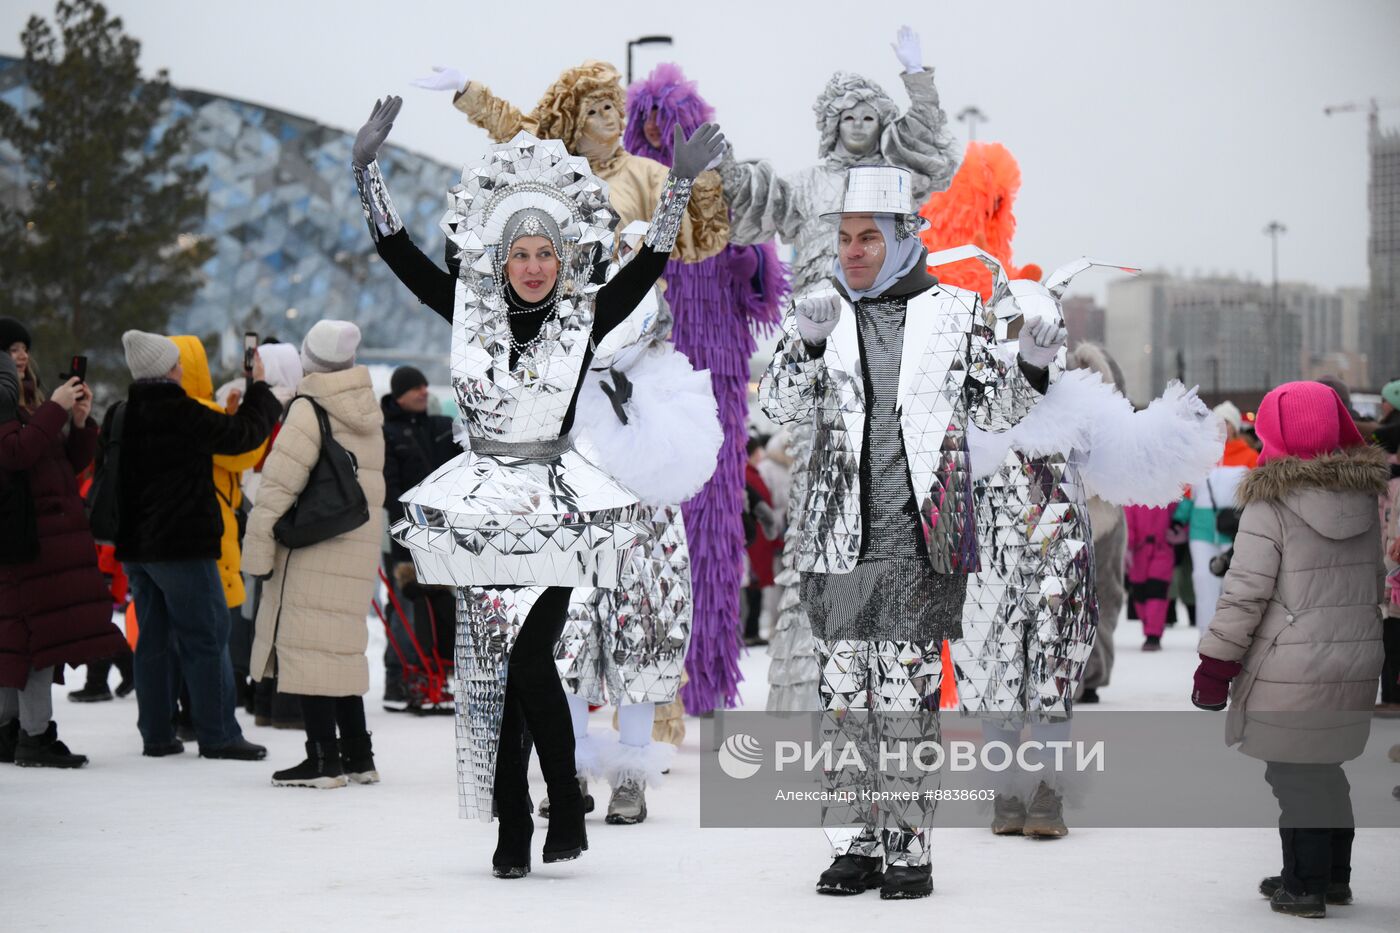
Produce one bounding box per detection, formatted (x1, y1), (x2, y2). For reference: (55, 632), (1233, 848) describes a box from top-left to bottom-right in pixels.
(1265, 761), (1355, 895)
(297, 695), (368, 742)
(493, 587), (575, 810)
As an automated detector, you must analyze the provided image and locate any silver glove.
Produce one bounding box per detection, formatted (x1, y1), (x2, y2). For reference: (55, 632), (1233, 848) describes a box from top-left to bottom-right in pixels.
(352, 96), (402, 169)
(670, 122), (727, 180)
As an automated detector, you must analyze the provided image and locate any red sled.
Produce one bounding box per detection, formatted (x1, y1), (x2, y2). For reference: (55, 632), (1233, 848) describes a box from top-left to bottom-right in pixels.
(371, 566), (454, 714)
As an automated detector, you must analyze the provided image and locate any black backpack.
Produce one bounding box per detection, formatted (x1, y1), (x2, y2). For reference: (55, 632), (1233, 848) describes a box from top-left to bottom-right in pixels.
(87, 401), (126, 547)
(273, 397), (370, 549)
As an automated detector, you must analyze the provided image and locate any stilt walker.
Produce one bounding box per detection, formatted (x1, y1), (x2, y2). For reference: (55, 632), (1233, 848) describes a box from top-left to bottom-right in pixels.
(721, 27), (958, 711)
(624, 63), (787, 720)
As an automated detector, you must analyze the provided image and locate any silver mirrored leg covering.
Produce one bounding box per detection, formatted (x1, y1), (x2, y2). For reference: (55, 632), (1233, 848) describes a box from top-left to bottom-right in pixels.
(815, 638), (943, 868)
(454, 586), (542, 822)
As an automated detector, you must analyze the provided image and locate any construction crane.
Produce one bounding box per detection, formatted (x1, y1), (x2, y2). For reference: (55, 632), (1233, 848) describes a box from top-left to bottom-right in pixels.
(1323, 97), (1400, 129)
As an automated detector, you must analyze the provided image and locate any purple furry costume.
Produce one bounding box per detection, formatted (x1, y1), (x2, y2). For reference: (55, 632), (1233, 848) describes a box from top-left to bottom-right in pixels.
(626, 64), (788, 714)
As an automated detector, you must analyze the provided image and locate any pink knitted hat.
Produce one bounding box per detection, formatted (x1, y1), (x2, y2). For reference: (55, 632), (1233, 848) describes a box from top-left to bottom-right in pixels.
(1254, 381), (1365, 464)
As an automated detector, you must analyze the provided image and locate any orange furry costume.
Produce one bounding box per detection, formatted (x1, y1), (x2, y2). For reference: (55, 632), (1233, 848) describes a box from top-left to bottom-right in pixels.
(919, 141), (1041, 300)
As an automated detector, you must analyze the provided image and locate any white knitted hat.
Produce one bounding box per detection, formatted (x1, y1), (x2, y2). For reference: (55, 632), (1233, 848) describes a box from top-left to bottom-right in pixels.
(300, 320), (361, 374)
(122, 330), (181, 381)
(1212, 401), (1243, 432)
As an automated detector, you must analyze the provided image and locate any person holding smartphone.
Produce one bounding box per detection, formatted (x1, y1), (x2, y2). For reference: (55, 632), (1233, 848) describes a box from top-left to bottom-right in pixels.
(1, 320), (127, 767)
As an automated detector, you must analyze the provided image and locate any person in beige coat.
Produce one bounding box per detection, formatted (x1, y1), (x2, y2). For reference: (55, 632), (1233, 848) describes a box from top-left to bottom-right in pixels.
(244, 321), (386, 789)
(1192, 381), (1387, 919)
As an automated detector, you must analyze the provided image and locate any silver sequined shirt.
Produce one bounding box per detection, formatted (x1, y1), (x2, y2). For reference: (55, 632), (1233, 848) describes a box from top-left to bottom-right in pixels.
(800, 294), (966, 643)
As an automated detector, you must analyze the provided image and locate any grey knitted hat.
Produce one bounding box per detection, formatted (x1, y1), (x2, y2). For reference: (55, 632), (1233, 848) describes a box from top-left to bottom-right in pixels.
(300, 320), (361, 374)
(122, 330), (181, 381)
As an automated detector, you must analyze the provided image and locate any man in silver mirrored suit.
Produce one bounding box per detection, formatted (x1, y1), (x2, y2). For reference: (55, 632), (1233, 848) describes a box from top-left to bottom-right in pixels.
(759, 164), (1065, 900)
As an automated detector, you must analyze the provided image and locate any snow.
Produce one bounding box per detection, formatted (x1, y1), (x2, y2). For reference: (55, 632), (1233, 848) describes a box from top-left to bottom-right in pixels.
(5, 612), (1399, 932)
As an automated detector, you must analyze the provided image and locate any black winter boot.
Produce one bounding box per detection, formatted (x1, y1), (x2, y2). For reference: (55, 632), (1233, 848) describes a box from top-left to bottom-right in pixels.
(1270, 887), (1327, 918)
(816, 854), (884, 895)
(271, 740), (347, 788)
(143, 739), (185, 757)
(68, 684), (114, 703)
(340, 733), (380, 785)
(492, 701), (532, 879)
(200, 736), (267, 761)
(880, 864), (934, 900)
(1259, 876), (1352, 905)
(69, 661), (114, 702)
(114, 653), (135, 698)
(505, 650), (586, 863)
(0, 719), (18, 763)
(253, 678), (274, 726)
(15, 722), (88, 768)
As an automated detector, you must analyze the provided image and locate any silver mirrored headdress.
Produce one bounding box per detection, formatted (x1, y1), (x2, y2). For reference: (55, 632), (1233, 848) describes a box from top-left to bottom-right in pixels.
(440, 132), (618, 301)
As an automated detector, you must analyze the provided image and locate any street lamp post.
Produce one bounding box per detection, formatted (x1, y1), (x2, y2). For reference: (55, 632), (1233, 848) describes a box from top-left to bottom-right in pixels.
(626, 35), (673, 85)
(1263, 220), (1287, 391)
(957, 106), (987, 142)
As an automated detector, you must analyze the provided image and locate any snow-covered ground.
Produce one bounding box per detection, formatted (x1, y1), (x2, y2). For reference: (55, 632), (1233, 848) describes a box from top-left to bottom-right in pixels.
(5, 613), (1398, 932)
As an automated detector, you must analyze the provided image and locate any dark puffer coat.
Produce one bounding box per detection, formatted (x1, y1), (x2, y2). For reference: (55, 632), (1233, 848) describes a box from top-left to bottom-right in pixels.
(381, 394), (457, 562)
(113, 379), (281, 564)
(0, 401), (126, 687)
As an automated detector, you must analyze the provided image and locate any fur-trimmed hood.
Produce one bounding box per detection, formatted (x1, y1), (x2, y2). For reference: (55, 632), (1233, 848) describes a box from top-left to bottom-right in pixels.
(1239, 445), (1387, 540)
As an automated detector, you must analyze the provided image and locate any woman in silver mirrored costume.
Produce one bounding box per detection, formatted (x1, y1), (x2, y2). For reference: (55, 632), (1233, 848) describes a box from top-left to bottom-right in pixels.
(350, 95), (726, 879)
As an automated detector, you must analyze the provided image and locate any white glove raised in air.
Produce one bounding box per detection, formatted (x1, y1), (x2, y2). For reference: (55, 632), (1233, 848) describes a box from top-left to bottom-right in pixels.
(794, 292), (842, 347)
(890, 26), (924, 74)
(410, 66), (468, 93)
(1018, 316), (1068, 369)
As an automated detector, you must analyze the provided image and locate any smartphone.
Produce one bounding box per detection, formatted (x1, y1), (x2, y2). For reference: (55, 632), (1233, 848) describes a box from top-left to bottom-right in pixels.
(243, 332), (258, 374)
(70, 354), (87, 383)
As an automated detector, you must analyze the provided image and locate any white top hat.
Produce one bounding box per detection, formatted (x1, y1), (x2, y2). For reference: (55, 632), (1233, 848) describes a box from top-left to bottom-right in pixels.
(820, 164), (917, 220)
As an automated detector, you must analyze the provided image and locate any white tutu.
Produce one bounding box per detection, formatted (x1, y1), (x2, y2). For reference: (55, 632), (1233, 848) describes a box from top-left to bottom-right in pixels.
(575, 343), (722, 507)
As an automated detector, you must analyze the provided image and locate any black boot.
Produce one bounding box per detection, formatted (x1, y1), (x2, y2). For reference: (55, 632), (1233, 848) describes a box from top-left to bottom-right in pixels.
(1270, 887), (1327, 918)
(15, 722), (88, 768)
(816, 854), (884, 895)
(200, 736), (267, 761)
(340, 732), (380, 785)
(1259, 876), (1352, 905)
(880, 864), (934, 900)
(270, 688), (305, 730)
(0, 719), (18, 764)
(271, 739), (347, 788)
(68, 663), (114, 703)
(114, 653), (135, 698)
(492, 701), (532, 879)
(509, 659), (586, 863)
(142, 739), (185, 757)
(253, 678), (274, 726)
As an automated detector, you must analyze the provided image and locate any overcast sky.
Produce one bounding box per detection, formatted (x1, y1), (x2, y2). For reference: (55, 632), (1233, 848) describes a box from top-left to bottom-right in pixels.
(3, 0), (1398, 303)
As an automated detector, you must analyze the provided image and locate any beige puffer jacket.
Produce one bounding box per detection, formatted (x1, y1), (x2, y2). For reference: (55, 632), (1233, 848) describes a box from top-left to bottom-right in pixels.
(245, 367), (385, 697)
(1200, 445), (1387, 763)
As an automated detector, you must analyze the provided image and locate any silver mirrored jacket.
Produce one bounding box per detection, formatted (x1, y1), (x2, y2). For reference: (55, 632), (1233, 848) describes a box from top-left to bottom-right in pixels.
(761, 284), (1039, 576)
